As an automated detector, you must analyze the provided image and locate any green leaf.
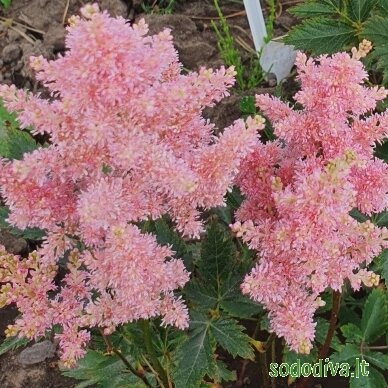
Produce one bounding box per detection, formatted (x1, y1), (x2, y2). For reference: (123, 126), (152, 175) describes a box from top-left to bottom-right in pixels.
(340, 323), (363, 343)
(207, 359), (236, 383)
(375, 139), (388, 161)
(240, 96), (256, 116)
(379, 249), (388, 285)
(315, 318), (342, 351)
(185, 280), (218, 311)
(210, 318), (254, 360)
(331, 344), (361, 364)
(349, 208), (370, 223)
(350, 366), (387, 388)
(220, 292), (263, 318)
(285, 17), (357, 54)
(0, 0), (11, 7)
(172, 315), (212, 388)
(62, 350), (148, 388)
(198, 222), (236, 284)
(0, 206), (46, 240)
(362, 16), (388, 46)
(0, 336), (29, 356)
(154, 218), (192, 269)
(348, 0), (377, 22)
(289, 1), (338, 18)
(364, 351), (388, 370)
(361, 289), (388, 343)
(373, 211), (388, 227)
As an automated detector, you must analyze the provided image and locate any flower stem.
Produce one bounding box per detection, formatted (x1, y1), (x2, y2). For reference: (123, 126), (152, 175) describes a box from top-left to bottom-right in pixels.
(296, 291), (341, 388)
(99, 328), (152, 387)
(139, 320), (169, 388)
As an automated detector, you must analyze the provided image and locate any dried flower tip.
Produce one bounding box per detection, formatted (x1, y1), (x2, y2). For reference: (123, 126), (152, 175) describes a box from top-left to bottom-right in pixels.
(67, 15), (80, 27)
(298, 339), (312, 354)
(80, 3), (100, 19)
(351, 39), (373, 60)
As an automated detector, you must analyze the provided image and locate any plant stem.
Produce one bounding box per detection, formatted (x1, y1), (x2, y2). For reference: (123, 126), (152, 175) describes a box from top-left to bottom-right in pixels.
(99, 328), (152, 387)
(295, 291), (341, 388)
(139, 320), (169, 388)
(364, 345), (388, 351)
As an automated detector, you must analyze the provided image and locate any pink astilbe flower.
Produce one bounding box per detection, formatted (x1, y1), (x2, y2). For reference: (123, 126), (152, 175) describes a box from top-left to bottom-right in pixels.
(0, 5), (260, 367)
(234, 51), (388, 354)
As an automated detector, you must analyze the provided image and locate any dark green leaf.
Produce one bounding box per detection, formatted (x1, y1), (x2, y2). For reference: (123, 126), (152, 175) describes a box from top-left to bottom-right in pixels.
(340, 323), (363, 343)
(199, 222), (236, 284)
(285, 18), (357, 54)
(349, 208), (370, 223)
(220, 292), (263, 318)
(350, 366), (387, 388)
(154, 218), (192, 269)
(379, 249), (388, 285)
(364, 351), (388, 370)
(185, 280), (218, 311)
(361, 289), (388, 343)
(315, 318), (342, 351)
(373, 211), (388, 227)
(0, 336), (29, 356)
(362, 16), (388, 46)
(240, 96), (256, 115)
(331, 344), (361, 364)
(348, 0), (377, 22)
(210, 318), (254, 360)
(62, 350), (148, 388)
(207, 359), (236, 383)
(374, 139), (388, 161)
(172, 315), (212, 388)
(289, 1), (338, 18)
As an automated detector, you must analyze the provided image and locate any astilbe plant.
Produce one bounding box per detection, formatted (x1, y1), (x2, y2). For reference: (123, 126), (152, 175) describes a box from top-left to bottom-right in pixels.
(0, 4), (260, 367)
(232, 47), (388, 355)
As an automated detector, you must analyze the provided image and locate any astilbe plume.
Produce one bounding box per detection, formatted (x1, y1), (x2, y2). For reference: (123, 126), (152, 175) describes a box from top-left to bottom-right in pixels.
(0, 5), (260, 367)
(232, 48), (388, 354)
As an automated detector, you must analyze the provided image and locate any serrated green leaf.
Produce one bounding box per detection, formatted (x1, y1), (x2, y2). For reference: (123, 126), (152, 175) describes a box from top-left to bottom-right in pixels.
(172, 316), (212, 388)
(220, 292), (262, 318)
(331, 344), (361, 364)
(340, 323), (363, 343)
(315, 318), (342, 351)
(289, 1), (338, 18)
(350, 366), (387, 388)
(154, 218), (192, 269)
(210, 318), (254, 360)
(285, 17), (357, 54)
(185, 280), (218, 311)
(62, 350), (148, 388)
(373, 211), (388, 227)
(199, 222), (236, 284)
(379, 249), (388, 285)
(207, 359), (236, 383)
(361, 289), (388, 343)
(374, 138), (388, 161)
(362, 16), (388, 46)
(348, 0), (377, 22)
(0, 206), (45, 240)
(0, 336), (29, 356)
(364, 351), (388, 370)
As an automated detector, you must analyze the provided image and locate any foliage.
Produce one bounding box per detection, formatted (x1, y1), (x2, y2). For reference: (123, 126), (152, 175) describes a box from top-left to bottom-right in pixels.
(141, 0), (178, 14)
(0, 0), (11, 8)
(212, 0), (263, 90)
(285, 0), (388, 85)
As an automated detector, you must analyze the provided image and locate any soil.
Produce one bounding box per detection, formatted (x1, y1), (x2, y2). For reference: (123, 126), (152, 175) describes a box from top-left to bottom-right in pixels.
(0, 1), (342, 388)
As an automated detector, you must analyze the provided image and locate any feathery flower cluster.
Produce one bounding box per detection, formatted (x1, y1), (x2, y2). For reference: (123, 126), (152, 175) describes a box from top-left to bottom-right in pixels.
(0, 5), (260, 367)
(232, 49), (388, 354)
